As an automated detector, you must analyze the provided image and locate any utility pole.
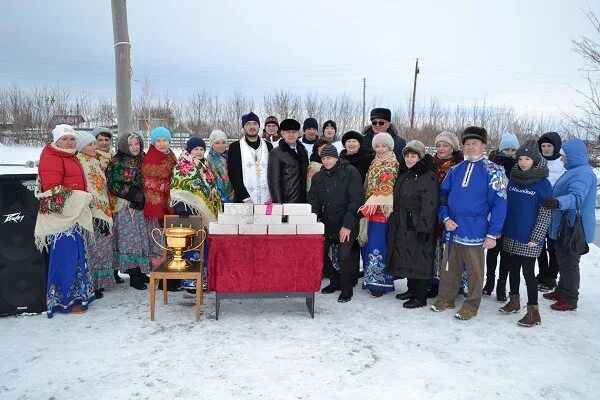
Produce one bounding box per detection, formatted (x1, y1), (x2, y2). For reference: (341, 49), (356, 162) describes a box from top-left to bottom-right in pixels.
(410, 58), (420, 130)
(111, 0), (133, 140)
(362, 78), (366, 128)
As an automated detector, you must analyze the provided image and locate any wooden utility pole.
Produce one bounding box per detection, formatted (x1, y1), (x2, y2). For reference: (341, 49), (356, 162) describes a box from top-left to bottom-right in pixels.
(410, 58), (420, 130)
(111, 0), (133, 139)
(362, 78), (366, 127)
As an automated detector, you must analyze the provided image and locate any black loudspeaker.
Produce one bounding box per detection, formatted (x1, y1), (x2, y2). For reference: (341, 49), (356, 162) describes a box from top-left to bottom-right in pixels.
(0, 174), (47, 316)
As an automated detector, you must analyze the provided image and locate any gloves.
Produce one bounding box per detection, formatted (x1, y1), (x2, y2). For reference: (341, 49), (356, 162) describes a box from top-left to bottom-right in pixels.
(542, 198), (560, 209)
(417, 232), (430, 243)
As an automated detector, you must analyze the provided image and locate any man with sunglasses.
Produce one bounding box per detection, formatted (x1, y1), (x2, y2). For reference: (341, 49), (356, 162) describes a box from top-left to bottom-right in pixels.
(361, 108), (406, 161)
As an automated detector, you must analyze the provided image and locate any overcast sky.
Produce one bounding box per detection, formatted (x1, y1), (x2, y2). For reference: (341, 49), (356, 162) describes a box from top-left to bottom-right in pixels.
(0, 0), (597, 118)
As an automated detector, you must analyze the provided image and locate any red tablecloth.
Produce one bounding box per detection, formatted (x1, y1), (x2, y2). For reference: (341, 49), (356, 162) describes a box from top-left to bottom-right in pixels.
(207, 235), (324, 293)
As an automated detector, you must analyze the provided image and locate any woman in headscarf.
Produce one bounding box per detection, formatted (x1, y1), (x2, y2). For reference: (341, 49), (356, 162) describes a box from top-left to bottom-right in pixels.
(206, 130), (234, 205)
(106, 132), (148, 290)
(76, 133), (114, 299)
(360, 132), (399, 297)
(142, 127), (177, 272)
(35, 124), (95, 317)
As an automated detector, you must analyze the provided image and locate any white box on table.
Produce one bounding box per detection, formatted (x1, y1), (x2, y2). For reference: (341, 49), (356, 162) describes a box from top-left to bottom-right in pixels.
(288, 213), (317, 225)
(296, 222), (324, 234)
(253, 215), (282, 225)
(223, 203), (254, 216)
(218, 214), (253, 225)
(238, 224), (268, 235)
(282, 203), (312, 216)
(254, 203), (283, 215)
(208, 222), (238, 234)
(268, 224), (297, 235)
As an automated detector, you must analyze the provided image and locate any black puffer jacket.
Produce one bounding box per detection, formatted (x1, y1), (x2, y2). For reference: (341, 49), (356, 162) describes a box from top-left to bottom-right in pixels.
(340, 148), (375, 184)
(489, 149), (517, 179)
(361, 123), (406, 162)
(308, 160), (364, 241)
(387, 154), (439, 279)
(267, 139), (309, 203)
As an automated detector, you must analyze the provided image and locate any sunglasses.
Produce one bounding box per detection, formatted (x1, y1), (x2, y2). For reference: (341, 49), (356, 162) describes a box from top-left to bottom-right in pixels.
(371, 121), (386, 126)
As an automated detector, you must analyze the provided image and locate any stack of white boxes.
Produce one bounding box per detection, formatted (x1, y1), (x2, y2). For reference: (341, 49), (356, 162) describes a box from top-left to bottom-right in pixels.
(208, 203), (324, 235)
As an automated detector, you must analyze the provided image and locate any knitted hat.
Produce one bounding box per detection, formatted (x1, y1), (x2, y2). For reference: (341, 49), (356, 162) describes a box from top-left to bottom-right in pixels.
(149, 127), (172, 144)
(302, 117), (319, 132)
(242, 112), (260, 126)
(209, 129), (228, 144)
(323, 120), (337, 133)
(92, 126), (112, 139)
(52, 124), (77, 143)
(264, 116), (279, 127)
(461, 126), (487, 144)
(402, 140), (426, 159)
(76, 132), (97, 152)
(341, 130), (364, 146)
(516, 140), (542, 165)
(280, 119), (301, 131)
(186, 136), (206, 153)
(370, 107), (392, 122)
(499, 132), (519, 151)
(320, 143), (338, 159)
(371, 132), (394, 151)
(434, 131), (460, 151)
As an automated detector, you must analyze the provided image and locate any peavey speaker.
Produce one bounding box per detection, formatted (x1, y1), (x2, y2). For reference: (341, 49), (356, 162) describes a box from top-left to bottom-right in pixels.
(0, 174), (46, 316)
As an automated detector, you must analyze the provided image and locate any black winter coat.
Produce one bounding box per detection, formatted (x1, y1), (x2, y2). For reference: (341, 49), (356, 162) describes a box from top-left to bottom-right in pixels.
(387, 155), (439, 279)
(340, 148), (375, 184)
(489, 149), (517, 179)
(361, 123), (406, 162)
(267, 140), (309, 203)
(308, 160), (364, 241)
(227, 137), (273, 202)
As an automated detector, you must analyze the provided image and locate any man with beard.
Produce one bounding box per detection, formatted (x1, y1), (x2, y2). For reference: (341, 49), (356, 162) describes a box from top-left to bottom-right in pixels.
(431, 126), (507, 321)
(227, 112), (273, 203)
(362, 107), (406, 161)
(267, 119), (309, 203)
(92, 127), (114, 172)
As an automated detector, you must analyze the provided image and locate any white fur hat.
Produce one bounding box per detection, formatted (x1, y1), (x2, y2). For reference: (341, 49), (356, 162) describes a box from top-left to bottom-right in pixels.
(371, 132), (394, 151)
(209, 130), (228, 145)
(52, 124), (77, 143)
(435, 131), (460, 151)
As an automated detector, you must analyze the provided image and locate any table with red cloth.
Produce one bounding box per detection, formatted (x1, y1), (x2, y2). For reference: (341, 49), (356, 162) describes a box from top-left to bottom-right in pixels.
(207, 234), (324, 319)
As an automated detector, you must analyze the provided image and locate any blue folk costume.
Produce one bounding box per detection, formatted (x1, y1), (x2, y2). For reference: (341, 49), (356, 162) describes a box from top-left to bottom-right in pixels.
(439, 156), (508, 246)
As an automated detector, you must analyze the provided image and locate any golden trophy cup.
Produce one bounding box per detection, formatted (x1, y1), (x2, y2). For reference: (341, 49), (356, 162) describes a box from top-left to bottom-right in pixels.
(151, 224), (207, 270)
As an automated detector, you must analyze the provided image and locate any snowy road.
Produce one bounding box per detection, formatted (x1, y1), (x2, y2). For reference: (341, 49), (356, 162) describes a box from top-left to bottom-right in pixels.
(2, 246), (600, 399)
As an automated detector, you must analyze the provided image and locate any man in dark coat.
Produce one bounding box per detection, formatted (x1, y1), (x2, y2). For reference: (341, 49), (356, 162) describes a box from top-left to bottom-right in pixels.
(308, 144), (364, 303)
(227, 112), (273, 203)
(361, 107), (406, 161)
(267, 119), (309, 203)
(387, 140), (439, 309)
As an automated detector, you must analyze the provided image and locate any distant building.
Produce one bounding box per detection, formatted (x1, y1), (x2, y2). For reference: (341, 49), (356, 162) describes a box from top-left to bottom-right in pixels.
(48, 114), (85, 128)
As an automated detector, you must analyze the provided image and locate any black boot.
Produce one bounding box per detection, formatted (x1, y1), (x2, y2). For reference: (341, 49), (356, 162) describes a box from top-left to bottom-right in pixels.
(320, 284), (339, 294)
(482, 278), (495, 296)
(426, 285), (438, 299)
(136, 267), (150, 283)
(403, 298), (427, 309)
(496, 279), (507, 302)
(127, 268), (147, 290)
(94, 289), (104, 299)
(395, 290), (412, 300)
(337, 291), (353, 303)
(113, 269), (124, 284)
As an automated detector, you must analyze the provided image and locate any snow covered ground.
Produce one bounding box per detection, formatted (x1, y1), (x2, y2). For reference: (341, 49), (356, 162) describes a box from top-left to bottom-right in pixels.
(2, 144), (600, 399)
(2, 246), (600, 399)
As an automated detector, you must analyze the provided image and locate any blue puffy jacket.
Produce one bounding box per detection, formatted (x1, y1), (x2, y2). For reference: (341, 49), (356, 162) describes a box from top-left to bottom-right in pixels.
(548, 139), (597, 244)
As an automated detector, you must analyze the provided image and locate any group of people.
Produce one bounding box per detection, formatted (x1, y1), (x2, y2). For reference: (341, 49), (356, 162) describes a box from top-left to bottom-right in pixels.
(34, 107), (596, 328)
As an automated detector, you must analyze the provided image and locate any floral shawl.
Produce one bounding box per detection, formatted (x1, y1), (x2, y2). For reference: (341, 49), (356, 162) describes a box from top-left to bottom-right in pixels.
(106, 148), (144, 213)
(170, 151), (222, 222)
(432, 151), (464, 183)
(207, 148), (234, 204)
(361, 151), (399, 218)
(142, 145), (177, 220)
(96, 149), (114, 172)
(77, 153), (112, 229)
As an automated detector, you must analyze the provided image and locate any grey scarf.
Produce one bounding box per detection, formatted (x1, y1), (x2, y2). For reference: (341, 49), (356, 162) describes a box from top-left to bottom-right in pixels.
(510, 157), (549, 186)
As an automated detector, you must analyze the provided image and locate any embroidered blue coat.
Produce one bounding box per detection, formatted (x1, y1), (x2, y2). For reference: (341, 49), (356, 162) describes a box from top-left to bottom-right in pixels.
(439, 157), (508, 246)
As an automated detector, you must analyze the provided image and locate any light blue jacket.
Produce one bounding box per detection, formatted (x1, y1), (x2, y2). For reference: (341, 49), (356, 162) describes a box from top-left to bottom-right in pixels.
(548, 139), (597, 244)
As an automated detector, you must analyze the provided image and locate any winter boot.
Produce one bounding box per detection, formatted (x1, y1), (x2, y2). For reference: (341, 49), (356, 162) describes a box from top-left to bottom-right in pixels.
(499, 294), (521, 314)
(370, 290), (384, 298)
(454, 307), (477, 320)
(431, 300), (455, 312)
(543, 290), (561, 301)
(338, 291), (353, 303)
(395, 290), (412, 300)
(403, 298), (427, 309)
(482, 278), (495, 296)
(538, 279), (557, 293)
(113, 269), (124, 284)
(127, 268), (147, 290)
(426, 285), (438, 299)
(321, 284), (339, 294)
(94, 289), (104, 299)
(518, 305), (541, 327)
(550, 301), (577, 311)
(496, 279), (507, 302)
